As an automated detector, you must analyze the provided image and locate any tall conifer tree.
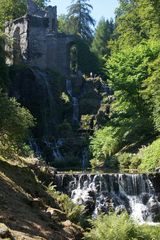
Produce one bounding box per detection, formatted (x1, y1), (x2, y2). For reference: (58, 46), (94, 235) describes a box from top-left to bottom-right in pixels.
(67, 0), (95, 43)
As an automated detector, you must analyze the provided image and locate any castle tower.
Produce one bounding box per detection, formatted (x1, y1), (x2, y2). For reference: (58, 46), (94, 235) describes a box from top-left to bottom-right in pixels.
(5, 0), (75, 76)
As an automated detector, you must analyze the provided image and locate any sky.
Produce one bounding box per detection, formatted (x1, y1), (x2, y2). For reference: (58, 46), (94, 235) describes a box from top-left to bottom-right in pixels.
(49, 0), (119, 24)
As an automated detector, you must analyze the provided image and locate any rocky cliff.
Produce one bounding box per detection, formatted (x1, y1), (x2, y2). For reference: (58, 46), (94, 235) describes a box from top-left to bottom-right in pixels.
(9, 66), (112, 169)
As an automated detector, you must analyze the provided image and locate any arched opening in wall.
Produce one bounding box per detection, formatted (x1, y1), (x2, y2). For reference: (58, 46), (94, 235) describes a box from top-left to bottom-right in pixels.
(13, 27), (21, 64)
(67, 42), (78, 75)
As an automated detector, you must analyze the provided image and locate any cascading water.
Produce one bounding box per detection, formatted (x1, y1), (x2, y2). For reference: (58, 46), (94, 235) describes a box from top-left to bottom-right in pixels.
(66, 79), (79, 124)
(55, 173), (160, 224)
(66, 79), (72, 97)
(30, 68), (55, 136)
(32, 68), (54, 116)
(29, 138), (42, 158)
(81, 148), (89, 171)
(53, 140), (64, 161)
(43, 138), (64, 161)
(72, 97), (79, 124)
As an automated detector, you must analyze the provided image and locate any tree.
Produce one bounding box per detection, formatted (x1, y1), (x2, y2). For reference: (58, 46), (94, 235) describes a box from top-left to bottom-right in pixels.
(34, 0), (50, 7)
(90, 41), (160, 168)
(111, 0), (160, 53)
(91, 18), (114, 62)
(58, 14), (69, 33)
(111, 0), (142, 52)
(67, 0), (95, 43)
(0, 0), (50, 29)
(106, 41), (159, 142)
(0, 91), (35, 158)
(76, 38), (100, 74)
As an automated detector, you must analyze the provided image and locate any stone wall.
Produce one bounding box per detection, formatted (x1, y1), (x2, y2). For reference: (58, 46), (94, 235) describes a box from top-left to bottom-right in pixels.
(5, 17), (28, 65)
(5, 1), (76, 76)
(28, 15), (49, 69)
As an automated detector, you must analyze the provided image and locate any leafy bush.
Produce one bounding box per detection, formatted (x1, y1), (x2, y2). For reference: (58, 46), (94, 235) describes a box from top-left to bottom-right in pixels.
(81, 115), (94, 130)
(141, 225), (160, 240)
(104, 41), (160, 156)
(116, 138), (160, 172)
(90, 126), (120, 169)
(138, 138), (160, 172)
(84, 213), (160, 240)
(60, 92), (70, 104)
(117, 152), (133, 171)
(0, 92), (34, 158)
(47, 184), (85, 225)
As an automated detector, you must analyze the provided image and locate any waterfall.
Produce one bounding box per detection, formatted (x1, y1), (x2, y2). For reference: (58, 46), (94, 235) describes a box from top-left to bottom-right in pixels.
(72, 97), (79, 124)
(32, 68), (54, 115)
(43, 138), (64, 162)
(52, 140), (64, 161)
(66, 79), (72, 97)
(30, 68), (55, 135)
(82, 148), (89, 171)
(66, 79), (79, 124)
(55, 173), (160, 224)
(29, 138), (41, 158)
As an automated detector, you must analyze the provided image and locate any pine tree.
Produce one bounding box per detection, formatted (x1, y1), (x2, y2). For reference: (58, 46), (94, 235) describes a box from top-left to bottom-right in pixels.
(91, 17), (114, 60)
(67, 0), (95, 43)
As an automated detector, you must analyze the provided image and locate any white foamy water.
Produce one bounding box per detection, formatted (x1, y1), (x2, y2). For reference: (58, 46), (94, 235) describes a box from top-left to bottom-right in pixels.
(56, 173), (160, 224)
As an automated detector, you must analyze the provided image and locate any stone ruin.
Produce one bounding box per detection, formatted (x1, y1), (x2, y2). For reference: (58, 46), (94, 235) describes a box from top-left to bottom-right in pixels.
(5, 0), (76, 76)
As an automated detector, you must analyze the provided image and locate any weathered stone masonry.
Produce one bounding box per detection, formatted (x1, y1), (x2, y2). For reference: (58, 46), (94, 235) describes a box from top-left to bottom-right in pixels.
(5, 0), (75, 76)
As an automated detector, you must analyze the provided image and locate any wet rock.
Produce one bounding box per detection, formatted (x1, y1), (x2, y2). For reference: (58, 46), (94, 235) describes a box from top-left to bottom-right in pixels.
(56, 173), (160, 223)
(46, 207), (66, 221)
(29, 198), (43, 208)
(149, 173), (160, 193)
(141, 193), (150, 205)
(142, 208), (150, 221)
(147, 197), (160, 222)
(84, 199), (95, 214)
(155, 167), (160, 173)
(115, 205), (126, 215)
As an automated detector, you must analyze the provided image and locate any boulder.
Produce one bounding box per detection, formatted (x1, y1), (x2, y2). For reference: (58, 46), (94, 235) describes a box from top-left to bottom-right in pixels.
(0, 223), (10, 238)
(46, 207), (66, 221)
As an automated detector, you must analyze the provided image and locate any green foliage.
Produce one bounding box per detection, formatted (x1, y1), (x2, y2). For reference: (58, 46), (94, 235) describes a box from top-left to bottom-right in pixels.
(76, 38), (100, 74)
(90, 41), (160, 169)
(58, 6), (100, 74)
(84, 213), (160, 240)
(112, 0), (160, 52)
(116, 138), (160, 172)
(34, 0), (50, 8)
(0, 0), (49, 29)
(58, 14), (69, 33)
(137, 138), (160, 172)
(141, 224), (160, 240)
(141, 53), (160, 132)
(91, 18), (114, 60)
(107, 41), (160, 139)
(0, 92), (34, 158)
(116, 152), (133, 171)
(47, 184), (85, 224)
(60, 92), (70, 104)
(81, 114), (93, 130)
(67, 0), (95, 43)
(90, 126), (120, 168)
